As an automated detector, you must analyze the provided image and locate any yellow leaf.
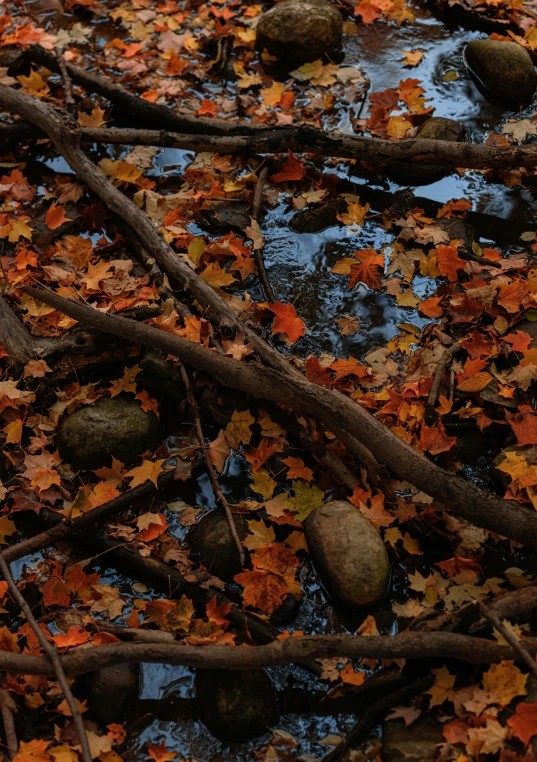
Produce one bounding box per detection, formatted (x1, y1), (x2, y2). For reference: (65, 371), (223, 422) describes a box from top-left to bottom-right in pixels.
(396, 288), (420, 308)
(200, 262), (235, 288)
(482, 660), (527, 706)
(187, 237), (206, 265)
(243, 519), (276, 550)
(226, 409), (255, 446)
(260, 81), (285, 107)
(109, 365), (140, 397)
(401, 50), (424, 66)
(251, 469), (277, 499)
(3, 419), (22, 444)
(337, 202), (369, 227)
(426, 666), (455, 707)
(386, 116), (412, 139)
(77, 106), (106, 127)
(125, 459), (165, 488)
(99, 158), (143, 185)
(4, 219), (32, 243)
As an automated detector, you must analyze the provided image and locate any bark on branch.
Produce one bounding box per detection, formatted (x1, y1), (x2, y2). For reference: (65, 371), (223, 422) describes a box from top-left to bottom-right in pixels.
(0, 631), (536, 677)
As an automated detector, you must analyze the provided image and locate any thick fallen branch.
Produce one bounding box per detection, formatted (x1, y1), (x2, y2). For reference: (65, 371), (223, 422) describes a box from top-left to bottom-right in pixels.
(1, 631), (537, 676)
(0, 691), (17, 759)
(417, 584), (537, 633)
(6, 122), (537, 171)
(21, 286), (537, 553)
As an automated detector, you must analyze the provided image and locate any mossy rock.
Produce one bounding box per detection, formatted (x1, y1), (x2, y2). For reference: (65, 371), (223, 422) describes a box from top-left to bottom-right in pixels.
(57, 396), (162, 471)
(256, 0), (342, 62)
(87, 664), (139, 725)
(187, 510), (249, 581)
(386, 117), (466, 186)
(137, 349), (186, 402)
(465, 39), (537, 101)
(195, 669), (279, 741)
(305, 500), (390, 607)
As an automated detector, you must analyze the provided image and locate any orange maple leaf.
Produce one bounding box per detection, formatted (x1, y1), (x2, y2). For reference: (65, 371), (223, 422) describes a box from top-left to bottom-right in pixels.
(125, 459), (165, 488)
(147, 742), (177, 762)
(206, 596), (232, 625)
(507, 702), (537, 745)
(45, 203), (70, 230)
(332, 248), (384, 290)
(271, 152), (305, 183)
(267, 302), (306, 344)
(419, 422), (456, 455)
(436, 245), (465, 282)
(234, 543), (301, 614)
(53, 626), (90, 649)
(13, 740), (52, 762)
(283, 456), (314, 481)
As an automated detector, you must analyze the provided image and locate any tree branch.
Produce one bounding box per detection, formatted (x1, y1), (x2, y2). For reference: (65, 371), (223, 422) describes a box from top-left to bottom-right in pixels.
(21, 285), (537, 553)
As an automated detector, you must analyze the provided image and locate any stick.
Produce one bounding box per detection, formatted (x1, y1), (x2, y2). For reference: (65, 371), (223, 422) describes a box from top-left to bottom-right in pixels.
(478, 601), (537, 679)
(425, 341), (462, 425)
(21, 285), (537, 553)
(321, 675), (434, 762)
(251, 167), (276, 303)
(179, 362), (245, 567)
(0, 691), (17, 758)
(0, 631), (536, 677)
(2, 470), (175, 564)
(54, 50), (76, 117)
(416, 584), (537, 634)
(7, 122), (537, 172)
(0, 554), (92, 762)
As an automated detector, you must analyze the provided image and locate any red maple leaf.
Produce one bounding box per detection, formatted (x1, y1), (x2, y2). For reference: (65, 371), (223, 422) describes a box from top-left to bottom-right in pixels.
(271, 152), (305, 183)
(267, 301), (306, 344)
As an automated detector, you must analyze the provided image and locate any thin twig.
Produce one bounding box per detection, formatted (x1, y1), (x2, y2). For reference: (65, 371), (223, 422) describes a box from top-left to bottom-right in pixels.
(251, 167), (276, 303)
(0, 555), (92, 762)
(478, 601), (537, 680)
(0, 690), (17, 758)
(425, 341), (462, 425)
(321, 675), (434, 762)
(179, 362), (245, 567)
(54, 50), (76, 117)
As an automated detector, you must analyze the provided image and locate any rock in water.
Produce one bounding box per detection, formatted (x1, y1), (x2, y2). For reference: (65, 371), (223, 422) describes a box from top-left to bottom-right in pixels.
(386, 117), (466, 186)
(187, 510), (249, 581)
(57, 396), (162, 471)
(305, 500), (390, 607)
(195, 669), (279, 741)
(464, 40), (537, 100)
(382, 714), (444, 762)
(256, 0), (342, 62)
(87, 664), (139, 724)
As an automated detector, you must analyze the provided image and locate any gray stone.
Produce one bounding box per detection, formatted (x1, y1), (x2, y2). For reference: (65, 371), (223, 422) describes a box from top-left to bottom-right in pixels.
(137, 349), (186, 402)
(256, 0), (342, 62)
(88, 664), (139, 725)
(304, 500), (390, 607)
(465, 39), (537, 100)
(195, 669), (279, 741)
(386, 117), (466, 186)
(187, 510), (249, 581)
(57, 396), (162, 471)
(382, 714), (444, 762)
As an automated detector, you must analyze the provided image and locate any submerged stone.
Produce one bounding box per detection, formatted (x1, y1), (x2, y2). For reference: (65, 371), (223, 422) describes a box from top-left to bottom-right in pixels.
(304, 500), (390, 607)
(57, 396), (162, 471)
(386, 117), (466, 187)
(195, 669), (279, 741)
(465, 39), (537, 101)
(382, 714), (444, 762)
(256, 0), (342, 62)
(187, 510), (249, 581)
(87, 664), (139, 725)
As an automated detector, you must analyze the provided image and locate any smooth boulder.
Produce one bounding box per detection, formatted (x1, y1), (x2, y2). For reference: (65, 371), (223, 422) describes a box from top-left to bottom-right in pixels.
(382, 714), (444, 762)
(57, 396), (162, 471)
(187, 510), (249, 580)
(195, 669), (279, 741)
(465, 39), (537, 101)
(88, 664), (139, 725)
(256, 0), (342, 62)
(387, 117), (466, 186)
(305, 500), (390, 607)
